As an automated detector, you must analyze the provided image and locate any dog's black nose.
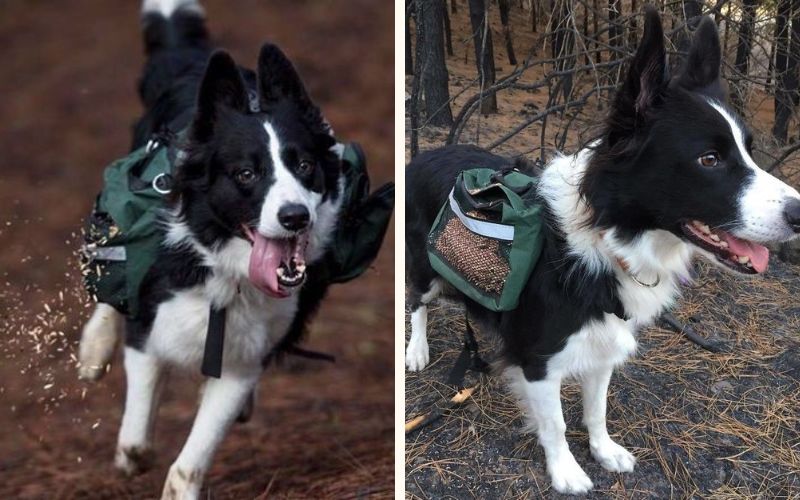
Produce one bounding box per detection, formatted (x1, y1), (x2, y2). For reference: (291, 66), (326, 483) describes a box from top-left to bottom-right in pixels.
(783, 198), (800, 233)
(278, 203), (310, 231)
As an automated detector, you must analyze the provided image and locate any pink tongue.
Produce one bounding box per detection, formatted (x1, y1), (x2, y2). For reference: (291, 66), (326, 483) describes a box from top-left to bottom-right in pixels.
(248, 233), (288, 298)
(721, 233), (770, 273)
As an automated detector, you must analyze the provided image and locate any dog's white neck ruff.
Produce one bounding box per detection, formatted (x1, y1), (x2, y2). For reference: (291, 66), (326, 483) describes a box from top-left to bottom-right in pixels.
(539, 148), (695, 326)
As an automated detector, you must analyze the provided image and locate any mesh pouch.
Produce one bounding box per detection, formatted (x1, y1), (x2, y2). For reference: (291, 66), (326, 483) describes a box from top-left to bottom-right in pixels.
(427, 168), (543, 311)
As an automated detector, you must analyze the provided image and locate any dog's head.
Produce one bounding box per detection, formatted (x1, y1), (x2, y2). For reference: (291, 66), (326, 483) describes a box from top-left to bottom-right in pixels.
(582, 7), (800, 275)
(175, 45), (341, 297)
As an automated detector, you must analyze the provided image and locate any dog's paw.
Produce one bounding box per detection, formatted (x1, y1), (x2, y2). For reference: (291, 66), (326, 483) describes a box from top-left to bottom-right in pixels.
(161, 464), (202, 500)
(78, 362), (108, 381)
(547, 452), (593, 495)
(114, 445), (155, 476)
(590, 438), (636, 473)
(405, 337), (429, 372)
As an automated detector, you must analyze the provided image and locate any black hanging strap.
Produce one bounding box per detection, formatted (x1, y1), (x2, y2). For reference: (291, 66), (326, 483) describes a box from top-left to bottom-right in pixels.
(445, 316), (489, 389)
(201, 306), (227, 378)
(282, 345), (336, 363)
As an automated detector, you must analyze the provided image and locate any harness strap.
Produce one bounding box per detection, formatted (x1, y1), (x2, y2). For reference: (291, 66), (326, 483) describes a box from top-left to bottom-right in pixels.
(201, 306), (226, 378)
(446, 318), (489, 388)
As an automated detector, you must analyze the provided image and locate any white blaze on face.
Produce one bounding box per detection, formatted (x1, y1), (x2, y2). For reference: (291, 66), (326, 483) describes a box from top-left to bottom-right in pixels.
(706, 100), (800, 243)
(259, 122), (322, 237)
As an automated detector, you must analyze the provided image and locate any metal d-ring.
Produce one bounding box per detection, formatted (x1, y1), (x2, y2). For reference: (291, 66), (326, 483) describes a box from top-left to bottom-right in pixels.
(627, 270), (660, 288)
(152, 173), (172, 194)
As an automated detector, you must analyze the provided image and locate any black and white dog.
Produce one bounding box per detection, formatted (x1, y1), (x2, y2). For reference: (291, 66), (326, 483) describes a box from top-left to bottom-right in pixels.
(406, 7), (800, 495)
(78, 0), (347, 497)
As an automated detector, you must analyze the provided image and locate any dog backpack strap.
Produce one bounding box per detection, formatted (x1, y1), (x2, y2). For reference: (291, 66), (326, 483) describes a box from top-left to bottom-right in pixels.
(200, 306), (226, 378)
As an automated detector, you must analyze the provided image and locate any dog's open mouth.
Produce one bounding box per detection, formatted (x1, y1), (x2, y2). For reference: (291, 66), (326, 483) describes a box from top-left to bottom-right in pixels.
(242, 225), (308, 298)
(680, 220), (769, 274)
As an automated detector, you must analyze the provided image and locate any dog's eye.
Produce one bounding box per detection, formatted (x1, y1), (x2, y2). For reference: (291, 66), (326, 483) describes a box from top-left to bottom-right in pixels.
(698, 152), (720, 168)
(235, 168), (257, 184)
(297, 159), (317, 176)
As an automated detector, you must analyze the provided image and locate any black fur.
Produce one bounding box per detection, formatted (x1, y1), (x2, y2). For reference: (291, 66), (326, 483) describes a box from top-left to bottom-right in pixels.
(125, 6), (337, 357)
(582, 7), (754, 243)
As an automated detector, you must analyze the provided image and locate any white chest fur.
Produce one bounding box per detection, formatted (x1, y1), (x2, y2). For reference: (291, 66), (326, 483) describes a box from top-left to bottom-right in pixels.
(145, 283), (297, 373)
(540, 151), (695, 380)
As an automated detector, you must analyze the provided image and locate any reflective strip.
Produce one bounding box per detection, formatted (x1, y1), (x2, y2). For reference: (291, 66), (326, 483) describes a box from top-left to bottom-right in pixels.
(448, 189), (514, 241)
(88, 246), (127, 261)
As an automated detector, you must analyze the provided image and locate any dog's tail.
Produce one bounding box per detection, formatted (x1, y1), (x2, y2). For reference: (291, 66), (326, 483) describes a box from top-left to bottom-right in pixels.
(78, 303), (124, 381)
(140, 0), (209, 57)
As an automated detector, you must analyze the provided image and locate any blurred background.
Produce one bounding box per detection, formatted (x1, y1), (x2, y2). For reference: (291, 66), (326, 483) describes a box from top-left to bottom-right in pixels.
(405, 1), (799, 498)
(0, 1), (393, 498)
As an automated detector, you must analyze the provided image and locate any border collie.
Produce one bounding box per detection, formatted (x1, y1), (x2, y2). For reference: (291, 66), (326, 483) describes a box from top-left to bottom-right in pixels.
(405, 7), (800, 495)
(78, 1), (346, 497)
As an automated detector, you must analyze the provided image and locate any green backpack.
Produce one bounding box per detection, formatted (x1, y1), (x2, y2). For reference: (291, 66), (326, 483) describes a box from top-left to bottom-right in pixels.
(427, 168), (544, 312)
(82, 138), (393, 317)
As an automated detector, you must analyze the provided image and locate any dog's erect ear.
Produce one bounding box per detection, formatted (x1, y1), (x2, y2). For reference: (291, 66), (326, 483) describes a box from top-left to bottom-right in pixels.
(620, 6), (667, 118)
(673, 16), (722, 92)
(257, 43), (330, 135)
(192, 50), (248, 141)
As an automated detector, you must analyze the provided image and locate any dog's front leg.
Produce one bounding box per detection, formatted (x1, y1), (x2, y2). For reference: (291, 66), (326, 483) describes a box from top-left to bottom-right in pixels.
(116, 347), (166, 475)
(581, 365), (636, 473)
(511, 369), (593, 494)
(161, 370), (259, 500)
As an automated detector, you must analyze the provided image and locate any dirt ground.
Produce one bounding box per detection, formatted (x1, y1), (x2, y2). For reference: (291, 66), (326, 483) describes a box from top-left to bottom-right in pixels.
(405, 5), (800, 499)
(0, 1), (394, 498)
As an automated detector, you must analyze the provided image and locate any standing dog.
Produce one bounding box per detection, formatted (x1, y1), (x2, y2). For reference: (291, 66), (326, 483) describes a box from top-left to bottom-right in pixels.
(78, 0), (348, 497)
(405, 7), (800, 494)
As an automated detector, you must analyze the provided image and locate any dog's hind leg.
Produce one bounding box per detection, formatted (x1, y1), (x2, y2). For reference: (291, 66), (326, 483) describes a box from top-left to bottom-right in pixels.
(161, 369), (259, 500)
(405, 279), (442, 372)
(581, 366), (636, 473)
(507, 366), (593, 495)
(115, 347), (167, 476)
(78, 303), (123, 381)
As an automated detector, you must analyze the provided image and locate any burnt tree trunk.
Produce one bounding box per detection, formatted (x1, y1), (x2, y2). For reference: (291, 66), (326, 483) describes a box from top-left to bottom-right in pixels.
(674, 0), (703, 70)
(406, 0), (414, 75)
(451, 0), (457, 13)
(418, 0), (454, 127)
(774, 0), (800, 142)
(732, 0), (758, 112)
(594, 0), (600, 63)
(583, 2), (589, 65)
(498, 0), (517, 65)
(443, 0), (454, 56)
(468, 0), (498, 113)
(769, 0), (789, 90)
(531, 0), (538, 32)
(608, 0), (622, 61)
(551, 1), (576, 102)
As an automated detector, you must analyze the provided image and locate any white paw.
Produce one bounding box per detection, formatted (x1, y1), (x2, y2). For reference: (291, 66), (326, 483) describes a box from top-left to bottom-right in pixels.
(405, 337), (429, 371)
(547, 452), (593, 495)
(590, 438), (636, 473)
(161, 464), (202, 500)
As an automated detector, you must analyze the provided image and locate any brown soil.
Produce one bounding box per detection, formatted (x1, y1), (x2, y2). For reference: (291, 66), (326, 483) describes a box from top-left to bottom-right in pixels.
(0, 1), (394, 498)
(406, 4), (799, 499)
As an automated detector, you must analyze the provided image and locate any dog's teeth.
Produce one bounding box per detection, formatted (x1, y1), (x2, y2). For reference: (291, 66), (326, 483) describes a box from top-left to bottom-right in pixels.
(720, 241), (729, 248)
(700, 224), (711, 234)
(738, 255), (750, 264)
(296, 263), (306, 274)
(710, 234), (720, 242)
(276, 268), (286, 278)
